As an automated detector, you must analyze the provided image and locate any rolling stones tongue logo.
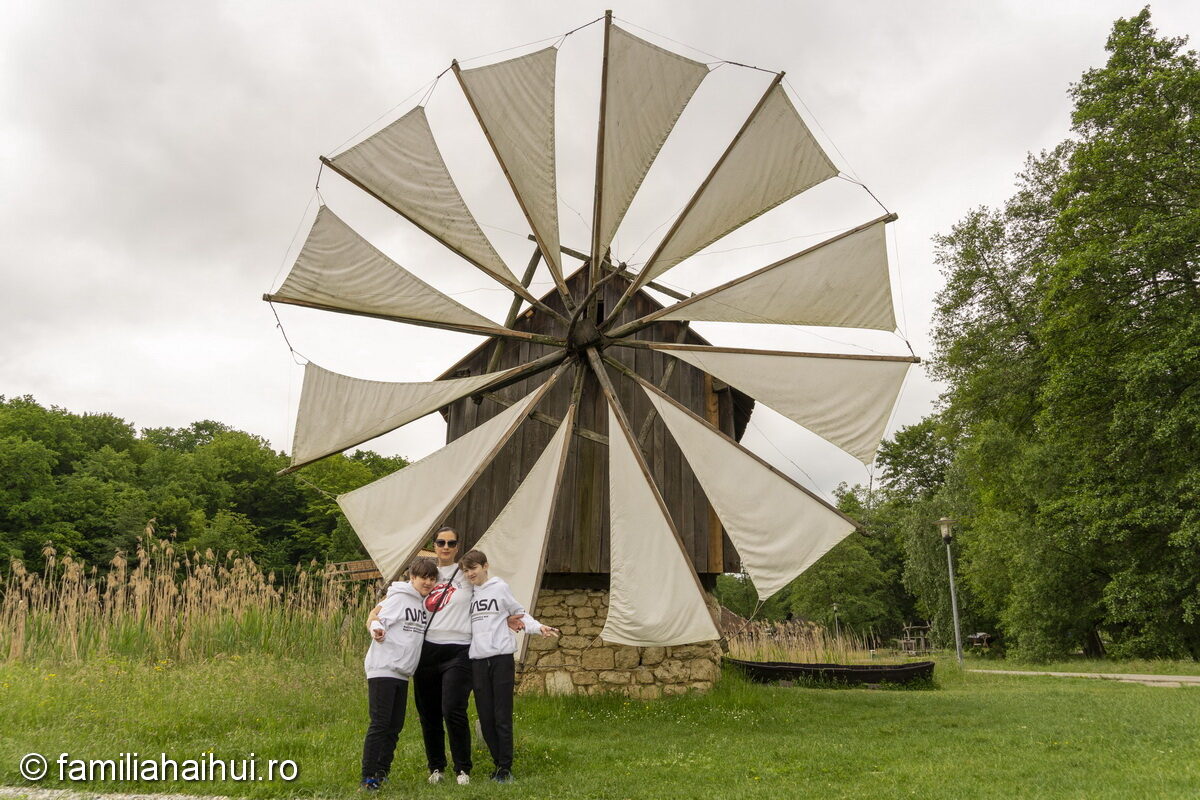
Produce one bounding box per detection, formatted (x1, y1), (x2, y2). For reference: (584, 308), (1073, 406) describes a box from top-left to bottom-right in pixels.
(425, 582), (457, 613)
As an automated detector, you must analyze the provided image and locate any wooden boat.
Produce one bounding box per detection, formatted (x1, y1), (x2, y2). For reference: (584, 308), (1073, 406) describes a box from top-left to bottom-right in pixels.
(724, 657), (935, 686)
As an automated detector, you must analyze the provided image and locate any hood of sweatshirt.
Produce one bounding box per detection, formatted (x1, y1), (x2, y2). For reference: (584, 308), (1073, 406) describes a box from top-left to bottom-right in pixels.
(385, 581), (422, 602)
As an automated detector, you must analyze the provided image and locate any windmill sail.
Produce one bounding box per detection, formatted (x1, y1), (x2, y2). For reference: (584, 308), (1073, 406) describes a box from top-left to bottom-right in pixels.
(642, 82), (837, 283)
(594, 25), (708, 256)
(602, 403), (720, 647)
(338, 380), (552, 582)
(642, 385), (856, 599)
(290, 362), (522, 469)
(652, 346), (910, 464)
(472, 410), (574, 621)
(327, 106), (519, 286)
(656, 218), (896, 330)
(456, 47), (564, 286)
(274, 206), (504, 330)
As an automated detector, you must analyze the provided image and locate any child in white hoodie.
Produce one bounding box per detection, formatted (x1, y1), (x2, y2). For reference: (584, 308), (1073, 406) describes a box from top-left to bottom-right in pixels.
(359, 557), (438, 791)
(460, 549), (559, 783)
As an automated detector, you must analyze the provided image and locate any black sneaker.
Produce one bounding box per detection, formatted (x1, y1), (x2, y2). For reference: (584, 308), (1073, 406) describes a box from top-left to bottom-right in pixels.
(492, 769), (514, 784)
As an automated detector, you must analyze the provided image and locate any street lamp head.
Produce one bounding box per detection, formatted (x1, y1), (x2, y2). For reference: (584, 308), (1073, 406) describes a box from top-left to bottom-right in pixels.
(938, 517), (955, 544)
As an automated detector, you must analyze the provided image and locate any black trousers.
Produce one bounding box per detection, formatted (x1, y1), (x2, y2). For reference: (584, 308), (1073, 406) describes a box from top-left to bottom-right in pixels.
(361, 677), (407, 780)
(413, 642), (473, 774)
(472, 653), (516, 771)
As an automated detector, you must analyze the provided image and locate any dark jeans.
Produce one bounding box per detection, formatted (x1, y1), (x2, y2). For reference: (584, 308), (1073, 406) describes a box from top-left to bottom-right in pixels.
(472, 653), (516, 771)
(361, 677), (407, 780)
(413, 642), (473, 774)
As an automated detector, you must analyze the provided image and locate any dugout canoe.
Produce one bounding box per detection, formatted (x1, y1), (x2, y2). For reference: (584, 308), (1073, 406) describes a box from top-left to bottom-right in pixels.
(724, 657), (935, 686)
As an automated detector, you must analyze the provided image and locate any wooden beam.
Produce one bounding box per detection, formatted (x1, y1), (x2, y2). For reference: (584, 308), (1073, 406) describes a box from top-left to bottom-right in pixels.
(383, 362), (571, 582)
(263, 292), (567, 348)
(451, 60), (576, 311)
(584, 348), (719, 625)
(486, 246), (543, 375)
(636, 322), (692, 448)
(606, 211), (899, 339)
(276, 349), (569, 476)
(319, 155), (569, 326)
(611, 339), (921, 364)
(589, 10), (614, 294)
(527, 234), (690, 301)
(601, 72), (786, 329)
(601, 354), (863, 530)
(481, 391), (607, 446)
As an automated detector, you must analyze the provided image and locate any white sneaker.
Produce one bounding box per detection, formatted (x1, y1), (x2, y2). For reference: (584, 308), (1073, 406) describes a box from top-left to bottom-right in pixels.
(456, 772), (470, 785)
(428, 770), (444, 784)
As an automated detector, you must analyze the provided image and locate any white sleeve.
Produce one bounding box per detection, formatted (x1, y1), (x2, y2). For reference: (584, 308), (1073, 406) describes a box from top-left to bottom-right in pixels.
(498, 582), (527, 617)
(519, 612), (543, 636)
(375, 595), (404, 627)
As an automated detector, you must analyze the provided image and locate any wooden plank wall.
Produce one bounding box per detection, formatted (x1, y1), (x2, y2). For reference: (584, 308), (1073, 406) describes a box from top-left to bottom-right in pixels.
(442, 269), (744, 577)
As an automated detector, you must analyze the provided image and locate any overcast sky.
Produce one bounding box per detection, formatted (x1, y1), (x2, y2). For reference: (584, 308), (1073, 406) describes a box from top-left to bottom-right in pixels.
(3, 1), (1197, 500)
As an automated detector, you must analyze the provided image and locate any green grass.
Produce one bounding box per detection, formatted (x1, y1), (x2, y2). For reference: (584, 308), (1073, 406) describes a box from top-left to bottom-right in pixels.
(966, 656), (1200, 676)
(2, 654), (1199, 799)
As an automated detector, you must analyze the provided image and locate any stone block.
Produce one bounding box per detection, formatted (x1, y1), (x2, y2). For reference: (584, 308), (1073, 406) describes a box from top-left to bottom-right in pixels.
(516, 673), (544, 696)
(564, 593), (588, 607)
(572, 670), (598, 686)
(653, 660), (688, 683)
(635, 668), (656, 684)
(599, 670), (630, 685)
(631, 684), (662, 700)
(559, 635), (591, 649)
(581, 648), (615, 670)
(578, 624), (603, 636)
(687, 658), (721, 683)
(545, 670), (574, 696)
(690, 681), (713, 693)
(528, 635), (558, 651)
(663, 684), (689, 696)
(640, 646), (666, 666)
(613, 646), (640, 669)
(574, 606), (596, 618)
(537, 651), (566, 668)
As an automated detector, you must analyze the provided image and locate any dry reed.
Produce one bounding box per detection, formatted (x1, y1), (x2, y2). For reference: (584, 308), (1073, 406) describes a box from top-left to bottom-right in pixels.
(727, 619), (907, 664)
(1, 534), (376, 664)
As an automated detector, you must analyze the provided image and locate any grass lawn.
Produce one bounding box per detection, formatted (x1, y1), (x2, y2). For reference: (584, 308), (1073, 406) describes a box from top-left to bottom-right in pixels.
(2, 654), (1199, 799)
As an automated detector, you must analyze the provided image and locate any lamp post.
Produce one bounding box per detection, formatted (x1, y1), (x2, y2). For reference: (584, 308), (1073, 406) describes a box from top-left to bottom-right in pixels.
(938, 517), (964, 666)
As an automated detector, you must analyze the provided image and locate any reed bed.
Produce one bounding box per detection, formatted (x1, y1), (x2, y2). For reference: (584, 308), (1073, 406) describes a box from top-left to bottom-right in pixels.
(726, 619), (909, 664)
(1, 535), (376, 664)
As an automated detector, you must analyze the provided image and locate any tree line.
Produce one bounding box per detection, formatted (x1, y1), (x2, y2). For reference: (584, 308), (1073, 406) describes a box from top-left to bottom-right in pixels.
(722, 9), (1199, 661)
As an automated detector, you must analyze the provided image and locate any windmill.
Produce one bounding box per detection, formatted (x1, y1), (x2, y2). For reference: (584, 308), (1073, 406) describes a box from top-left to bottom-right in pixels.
(265, 12), (916, 656)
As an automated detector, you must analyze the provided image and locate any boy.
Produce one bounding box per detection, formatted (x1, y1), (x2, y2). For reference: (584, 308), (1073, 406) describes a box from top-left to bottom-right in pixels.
(360, 557), (439, 791)
(460, 549), (559, 783)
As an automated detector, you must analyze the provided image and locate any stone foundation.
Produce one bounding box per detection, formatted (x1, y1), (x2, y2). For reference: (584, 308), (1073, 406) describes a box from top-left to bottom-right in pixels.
(517, 588), (723, 698)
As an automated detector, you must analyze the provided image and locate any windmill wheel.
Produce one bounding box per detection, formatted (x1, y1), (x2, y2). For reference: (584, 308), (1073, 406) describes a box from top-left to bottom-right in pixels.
(265, 13), (916, 647)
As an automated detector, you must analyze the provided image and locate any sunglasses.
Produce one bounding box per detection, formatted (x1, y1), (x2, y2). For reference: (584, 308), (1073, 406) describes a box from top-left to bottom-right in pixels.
(434, 539), (459, 548)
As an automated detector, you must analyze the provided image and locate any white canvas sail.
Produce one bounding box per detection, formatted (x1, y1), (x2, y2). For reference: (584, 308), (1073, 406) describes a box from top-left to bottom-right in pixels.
(596, 26), (708, 255)
(275, 206), (503, 330)
(654, 346), (910, 464)
(290, 362), (519, 469)
(602, 403), (720, 647)
(643, 386), (856, 599)
(457, 48), (563, 283)
(644, 83), (837, 282)
(328, 106), (518, 286)
(658, 220), (895, 330)
(338, 383), (548, 582)
(472, 411), (574, 618)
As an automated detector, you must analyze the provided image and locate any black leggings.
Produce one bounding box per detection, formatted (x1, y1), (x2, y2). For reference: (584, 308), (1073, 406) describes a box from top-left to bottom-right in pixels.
(413, 642), (473, 774)
(361, 677), (407, 780)
(472, 654), (516, 771)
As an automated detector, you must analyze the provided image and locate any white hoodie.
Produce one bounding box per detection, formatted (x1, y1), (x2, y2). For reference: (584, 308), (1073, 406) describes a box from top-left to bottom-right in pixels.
(424, 563), (473, 646)
(364, 581), (428, 680)
(468, 576), (543, 660)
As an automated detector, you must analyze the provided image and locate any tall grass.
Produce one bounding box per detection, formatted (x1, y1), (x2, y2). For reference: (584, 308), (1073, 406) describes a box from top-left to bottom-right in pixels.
(1, 535), (376, 664)
(726, 619), (910, 664)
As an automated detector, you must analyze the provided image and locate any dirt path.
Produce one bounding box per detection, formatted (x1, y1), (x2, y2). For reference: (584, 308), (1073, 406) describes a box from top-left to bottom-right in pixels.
(0, 788), (231, 800)
(969, 669), (1200, 687)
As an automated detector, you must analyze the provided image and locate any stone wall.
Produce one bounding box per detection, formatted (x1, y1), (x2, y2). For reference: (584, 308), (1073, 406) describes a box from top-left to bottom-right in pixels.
(517, 588), (723, 699)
